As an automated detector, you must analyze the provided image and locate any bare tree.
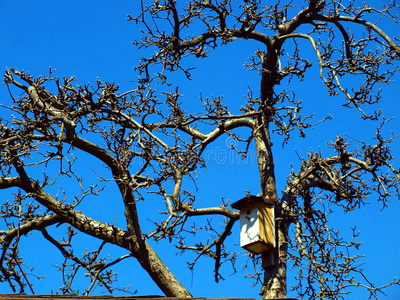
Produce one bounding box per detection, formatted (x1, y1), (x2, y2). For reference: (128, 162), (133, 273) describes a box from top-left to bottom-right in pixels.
(1, 0), (400, 299)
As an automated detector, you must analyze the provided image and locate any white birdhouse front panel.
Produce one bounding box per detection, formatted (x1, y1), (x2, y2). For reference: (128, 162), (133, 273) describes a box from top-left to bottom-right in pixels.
(239, 205), (259, 246)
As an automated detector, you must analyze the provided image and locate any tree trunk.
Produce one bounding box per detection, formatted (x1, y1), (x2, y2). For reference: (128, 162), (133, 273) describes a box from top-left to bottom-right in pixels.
(255, 47), (288, 299)
(136, 241), (192, 297)
(254, 118), (277, 200)
(116, 176), (192, 297)
(261, 222), (289, 299)
(254, 119), (287, 299)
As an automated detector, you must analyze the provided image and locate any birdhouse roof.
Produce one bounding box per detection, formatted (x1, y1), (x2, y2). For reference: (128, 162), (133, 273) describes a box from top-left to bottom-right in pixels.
(231, 194), (276, 209)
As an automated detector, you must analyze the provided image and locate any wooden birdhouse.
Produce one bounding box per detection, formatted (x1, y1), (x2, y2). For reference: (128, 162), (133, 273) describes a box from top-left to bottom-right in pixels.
(231, 195), (276, 255)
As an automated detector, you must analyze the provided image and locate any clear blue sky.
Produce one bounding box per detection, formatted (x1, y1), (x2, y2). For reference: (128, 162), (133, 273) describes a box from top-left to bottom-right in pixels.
(1, 1), (400, 299)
